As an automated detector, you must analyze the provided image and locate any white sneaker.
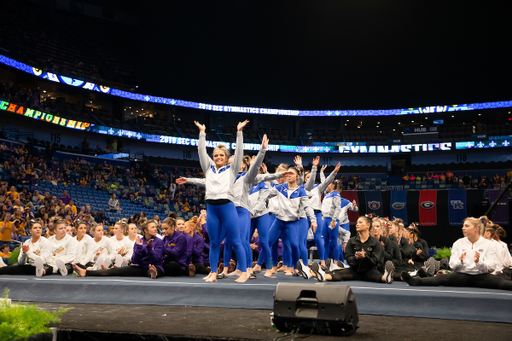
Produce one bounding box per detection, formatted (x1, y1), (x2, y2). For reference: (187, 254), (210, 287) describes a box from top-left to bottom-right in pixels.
(55, 259), (68, 276)
(114, 255), (123, 267)
(384, 260), (394, 284)
(34, 256), (44, 277)
(93, 256), (104, 270)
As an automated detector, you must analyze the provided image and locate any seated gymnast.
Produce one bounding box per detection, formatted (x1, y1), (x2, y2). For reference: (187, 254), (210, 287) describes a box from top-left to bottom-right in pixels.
(402, 217), (512, 291)
(105, 221), (134, 268)
(161, 217), (188, 276)
(310, 215), (394, 284)
(73, 219), (164, 279)
(47, 219), (79, 276)
(481, 222), (512, 280)
(0, 219), (51, 277)
(73, 220), (96, 270)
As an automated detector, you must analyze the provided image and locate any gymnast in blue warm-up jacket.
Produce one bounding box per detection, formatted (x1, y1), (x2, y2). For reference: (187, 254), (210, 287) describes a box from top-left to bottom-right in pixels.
(266, 166), (317, 278)
(189, 120), (249, 282)
(303, 157), (341, 268)
(74, 220), (164, 279)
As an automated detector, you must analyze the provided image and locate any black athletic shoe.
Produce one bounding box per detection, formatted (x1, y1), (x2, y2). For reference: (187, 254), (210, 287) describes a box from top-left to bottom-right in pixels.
(336, 260), (345, 269)
(384, 261), (394, 284)
(326, 258), (332, 271)
(310, 262), (326, 282)
(440, 257), (449, 270)
(434, 260), (440, 274)
(401, 271), (420, 286)
(417, 268), (429, 278)
(425, 257), (436, 276)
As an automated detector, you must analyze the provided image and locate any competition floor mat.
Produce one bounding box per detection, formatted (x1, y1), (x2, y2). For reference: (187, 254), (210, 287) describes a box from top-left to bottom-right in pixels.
(1, 273), (512, 324)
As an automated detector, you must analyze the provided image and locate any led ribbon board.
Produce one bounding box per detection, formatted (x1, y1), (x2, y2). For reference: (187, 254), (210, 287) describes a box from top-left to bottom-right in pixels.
(2, 54), (512, 117)
(2, 101), (511, 154)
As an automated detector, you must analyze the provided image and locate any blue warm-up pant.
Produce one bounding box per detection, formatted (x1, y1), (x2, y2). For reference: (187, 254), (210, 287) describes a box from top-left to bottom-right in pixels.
(224, 206), (252, 270)
(308, 211), (325, 261)
(253, 214), (271, 268)
(206, 202), (246, 273)
(324, 217), (341, 261)
(269, 218), (299, 269)
(298, 217), (309, 264)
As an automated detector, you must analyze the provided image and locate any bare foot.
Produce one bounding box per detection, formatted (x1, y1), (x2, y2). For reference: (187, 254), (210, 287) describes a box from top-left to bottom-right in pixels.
(270, 267), (278, 274)
(149, 264), (158, 279)
(235, 272), (249, 283)
(100, 264), (108, 270)
(285, 270), (293, 276)
(277, 265), (287, 273)
(264, 270), (273, 278)
(253, 264), (262, 273)
(205, 273), (218, 282)
(203, 272), (213, 281)
(227, 269), (242, 277)
(320, 260), (326, 267)
(72, 264), (86, 277)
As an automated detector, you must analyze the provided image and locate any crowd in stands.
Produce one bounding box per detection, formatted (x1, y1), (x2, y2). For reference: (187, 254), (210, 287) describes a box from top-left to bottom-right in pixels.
(403, 170), (512, 189)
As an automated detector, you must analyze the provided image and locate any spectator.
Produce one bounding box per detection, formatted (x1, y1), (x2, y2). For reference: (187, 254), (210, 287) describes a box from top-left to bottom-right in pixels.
(0, 244), (11, 258)
(65, 199), (77, 214)
(108, 193), (121, 213)
(59, 190), (72, 205)
(0, 212), (13, 248)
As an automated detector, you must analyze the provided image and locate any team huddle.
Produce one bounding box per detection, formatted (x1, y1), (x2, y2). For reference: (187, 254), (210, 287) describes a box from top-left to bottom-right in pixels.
(1, 120), (511, 291)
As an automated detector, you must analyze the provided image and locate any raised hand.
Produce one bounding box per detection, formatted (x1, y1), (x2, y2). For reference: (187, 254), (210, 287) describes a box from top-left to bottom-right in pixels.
(147, 238), (154, 247)
(261, 134), (269, 150)
(176, 177), (188, 185)
(333, 162), (341, 173)
(293, 155), (302, 166)
(237, 120), (249, 132)
(22, 245), (30, 253)
(474, 250), (480, 263)
(261, 163), (268, 174)
(320, 165), (327, 173)
(136, 235), (143, 246)
(280, 170), (295, 178)
(312, 156), (320, 167)
(194, 121), (206, 133)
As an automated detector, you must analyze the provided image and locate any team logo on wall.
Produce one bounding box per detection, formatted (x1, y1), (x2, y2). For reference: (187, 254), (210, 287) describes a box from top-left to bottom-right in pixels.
(368, 201), (381, 210)
(420, 201), (435, 209)
(450, 200), (464, 209)
(392, 202), (405, 210)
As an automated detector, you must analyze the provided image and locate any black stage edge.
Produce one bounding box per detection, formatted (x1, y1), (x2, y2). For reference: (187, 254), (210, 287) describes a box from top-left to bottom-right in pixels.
(2, 275), (512, 324)
(32, 303), (512, 341)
